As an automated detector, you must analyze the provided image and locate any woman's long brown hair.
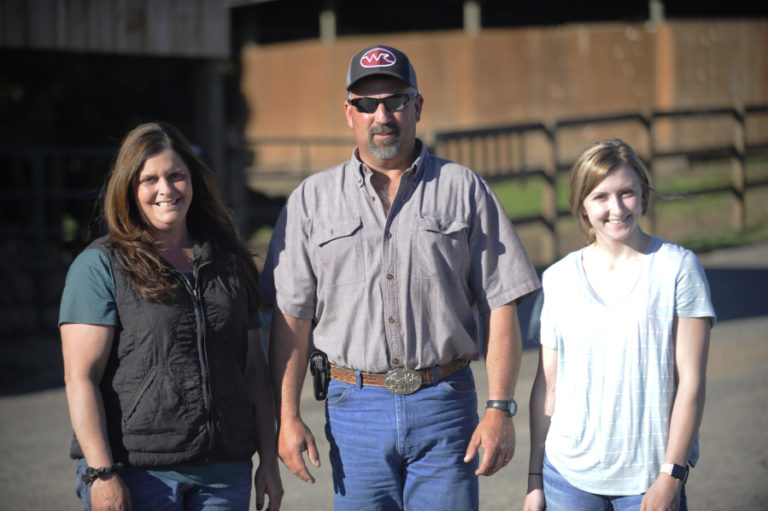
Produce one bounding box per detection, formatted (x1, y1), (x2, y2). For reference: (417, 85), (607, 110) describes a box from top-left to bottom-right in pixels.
(101, 121), (260, 308)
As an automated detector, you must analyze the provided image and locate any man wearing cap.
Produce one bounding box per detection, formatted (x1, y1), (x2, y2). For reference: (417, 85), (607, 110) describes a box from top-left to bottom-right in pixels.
(261, 45), (540, 510)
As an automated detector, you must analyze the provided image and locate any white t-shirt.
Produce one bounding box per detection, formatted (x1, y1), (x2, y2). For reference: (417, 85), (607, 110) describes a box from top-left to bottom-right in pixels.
(539, 236), (716, 495)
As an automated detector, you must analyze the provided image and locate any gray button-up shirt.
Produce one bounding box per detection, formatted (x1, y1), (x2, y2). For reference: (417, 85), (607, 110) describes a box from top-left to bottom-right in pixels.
(261, 141), (540, 373)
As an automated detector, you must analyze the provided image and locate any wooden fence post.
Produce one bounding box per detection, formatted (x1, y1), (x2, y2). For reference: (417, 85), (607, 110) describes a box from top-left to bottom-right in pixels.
(732, 104), (747, 230)
(644, 110), (657, 235)
(542, 124), (559, 264)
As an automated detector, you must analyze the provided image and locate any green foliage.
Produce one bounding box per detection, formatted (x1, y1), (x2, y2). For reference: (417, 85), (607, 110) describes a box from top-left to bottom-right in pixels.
(678, 224), (768, 255)
(490, 174), (570, 218)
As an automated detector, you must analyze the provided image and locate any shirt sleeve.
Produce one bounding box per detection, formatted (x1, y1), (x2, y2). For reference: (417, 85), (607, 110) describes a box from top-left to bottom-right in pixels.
(260, 192), (317, 319)
(537, 270), (560, 349)
(467, 177), (541, 313)
(58, 247), (118, 326)
(675, 250), (717, 325)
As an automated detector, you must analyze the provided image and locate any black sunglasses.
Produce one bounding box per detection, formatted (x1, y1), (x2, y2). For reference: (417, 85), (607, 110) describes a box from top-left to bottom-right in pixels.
(349, 93), (418, 114)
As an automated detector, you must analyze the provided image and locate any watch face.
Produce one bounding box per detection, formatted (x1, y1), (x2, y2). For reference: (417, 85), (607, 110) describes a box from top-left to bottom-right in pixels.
(671, 464), (687, 480)
(487, 399), (517, 417)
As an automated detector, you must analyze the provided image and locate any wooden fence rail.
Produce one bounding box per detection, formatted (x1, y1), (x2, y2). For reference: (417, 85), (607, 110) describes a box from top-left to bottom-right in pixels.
(434, 104), (768, 262)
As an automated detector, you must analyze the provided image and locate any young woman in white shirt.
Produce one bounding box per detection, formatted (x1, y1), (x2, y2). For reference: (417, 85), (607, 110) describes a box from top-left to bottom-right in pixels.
(523, 138), (715, 511)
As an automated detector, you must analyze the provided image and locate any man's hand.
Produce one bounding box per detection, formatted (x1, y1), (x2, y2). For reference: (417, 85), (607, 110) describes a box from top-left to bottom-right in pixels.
(277, 416), (321, 483)
(254, 456), (284, 510)
(463, 408), (515, 476)
(639, 474), (683, 511)
(90, 474), (132, 511)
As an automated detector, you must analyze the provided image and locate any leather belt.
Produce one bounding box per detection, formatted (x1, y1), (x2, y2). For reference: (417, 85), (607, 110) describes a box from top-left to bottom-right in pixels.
(329, 360), (469, 395)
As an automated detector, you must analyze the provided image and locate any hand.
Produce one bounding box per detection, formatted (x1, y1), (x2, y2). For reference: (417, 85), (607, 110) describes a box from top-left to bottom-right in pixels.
(254, 456), (284, 510)
(277, 417), (320, 483)
(463, 409), (516, 476)
(522, 488), (546, 511)
(639, 474), (682, 511)
(90, 474), (132, 511)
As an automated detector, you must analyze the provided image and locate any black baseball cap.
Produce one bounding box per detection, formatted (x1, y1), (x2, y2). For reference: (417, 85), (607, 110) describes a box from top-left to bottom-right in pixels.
(346, 45), (418, 91)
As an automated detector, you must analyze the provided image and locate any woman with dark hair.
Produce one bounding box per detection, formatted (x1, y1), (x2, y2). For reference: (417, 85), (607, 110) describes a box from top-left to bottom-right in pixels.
(60, 122), (282, 510)
(523, 138), (715, 511)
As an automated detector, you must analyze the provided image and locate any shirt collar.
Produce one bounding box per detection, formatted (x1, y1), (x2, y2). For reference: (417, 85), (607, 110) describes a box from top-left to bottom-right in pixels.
(351, 139), (427, 187)
(409, 139), (427, 186)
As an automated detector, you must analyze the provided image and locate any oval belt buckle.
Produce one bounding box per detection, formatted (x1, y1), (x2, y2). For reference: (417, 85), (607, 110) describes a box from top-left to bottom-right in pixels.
(383, 368), (423, 395)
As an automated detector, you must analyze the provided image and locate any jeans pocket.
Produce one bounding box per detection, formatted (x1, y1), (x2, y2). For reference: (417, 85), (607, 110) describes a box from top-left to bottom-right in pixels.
(438, 380), (477, 396)
(326, 381), (354, 406)
(437, 367), (476, 396)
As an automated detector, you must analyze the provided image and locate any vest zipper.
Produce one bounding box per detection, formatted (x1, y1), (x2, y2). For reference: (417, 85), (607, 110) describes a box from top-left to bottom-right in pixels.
(173, 260), (215, 460)
(191, 260), (215, 459)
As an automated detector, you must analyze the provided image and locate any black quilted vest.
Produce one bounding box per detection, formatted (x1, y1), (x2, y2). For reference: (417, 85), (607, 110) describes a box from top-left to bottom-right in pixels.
(69, 236), (260, 467)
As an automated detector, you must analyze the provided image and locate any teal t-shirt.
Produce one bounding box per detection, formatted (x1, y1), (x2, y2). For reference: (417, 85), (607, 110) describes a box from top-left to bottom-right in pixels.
(59, 248), (118, 327)
(61, 247), (259, 487)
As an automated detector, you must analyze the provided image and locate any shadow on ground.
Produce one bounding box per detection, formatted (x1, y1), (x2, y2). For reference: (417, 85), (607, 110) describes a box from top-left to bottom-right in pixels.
(704, 268), (768, 321)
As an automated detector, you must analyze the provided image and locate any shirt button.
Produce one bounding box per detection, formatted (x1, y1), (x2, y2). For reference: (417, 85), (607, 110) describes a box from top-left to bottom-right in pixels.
(392, 358), (399, 364)
(371, 196), (376, 202)
(386, 232), (392, 239)
(388, 317), (395, 323)
(439, 224), (446, 231)
(386, 273), (393, 280)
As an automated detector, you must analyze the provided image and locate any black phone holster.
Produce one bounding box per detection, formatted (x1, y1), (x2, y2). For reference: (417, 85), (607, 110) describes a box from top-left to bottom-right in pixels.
(309, 350), (330, 400)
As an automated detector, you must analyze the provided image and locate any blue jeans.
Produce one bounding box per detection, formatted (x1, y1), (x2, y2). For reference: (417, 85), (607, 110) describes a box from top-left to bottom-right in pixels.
(542, 453), (688, 511)
(324, 364), (479, 511)
(75, 464), (252, 511)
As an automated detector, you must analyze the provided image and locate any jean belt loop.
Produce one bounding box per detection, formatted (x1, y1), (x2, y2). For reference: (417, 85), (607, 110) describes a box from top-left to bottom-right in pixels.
(432, 365), (439, 384)
(355, 369), (363, 389)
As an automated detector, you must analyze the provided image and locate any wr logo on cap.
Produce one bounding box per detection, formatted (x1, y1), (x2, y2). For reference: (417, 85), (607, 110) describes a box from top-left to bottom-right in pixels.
(360, 48), (396, 68)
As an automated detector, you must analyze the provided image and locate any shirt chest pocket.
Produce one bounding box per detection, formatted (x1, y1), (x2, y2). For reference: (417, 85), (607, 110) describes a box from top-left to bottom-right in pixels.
(412, 215), (470, 281)
(312, 218), (366, 287)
